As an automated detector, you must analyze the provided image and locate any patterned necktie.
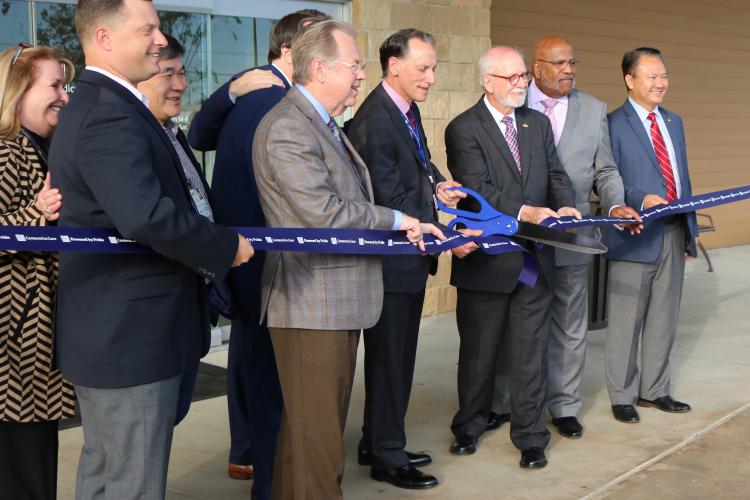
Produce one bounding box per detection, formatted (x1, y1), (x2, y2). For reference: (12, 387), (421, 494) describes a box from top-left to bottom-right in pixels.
(647, 112), (677, 202)
(163, 122), (214, 221)
(501, 115), (522, 174)
(406, 108), (419, 136)
(327, 117), (343, 144)
(541, 98), (560, 145)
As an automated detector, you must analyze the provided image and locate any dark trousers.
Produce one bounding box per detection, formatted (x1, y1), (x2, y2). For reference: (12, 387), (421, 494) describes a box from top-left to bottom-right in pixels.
(0, 420), (58, 500)
(226, 316), (283, 500)
(452, 283), (552, 451)
(360, 290), (425, 469)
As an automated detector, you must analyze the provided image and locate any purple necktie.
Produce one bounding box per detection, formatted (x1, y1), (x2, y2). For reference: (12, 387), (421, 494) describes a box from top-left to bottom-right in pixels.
(501, 115), (522, 174)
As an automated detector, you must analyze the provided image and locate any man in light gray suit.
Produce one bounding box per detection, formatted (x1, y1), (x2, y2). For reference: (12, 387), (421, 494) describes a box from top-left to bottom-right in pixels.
(492, 36), (641, 439)
(252, 20), (442, 500)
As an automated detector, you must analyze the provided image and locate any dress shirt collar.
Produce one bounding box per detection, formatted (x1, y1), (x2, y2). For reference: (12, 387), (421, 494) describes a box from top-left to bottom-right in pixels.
(86, 66), (148, 106)
(628, 96), (663, 123)
(271, 63), (292, 87)
(528, 79), (568, 109)
(381, 80), (411, 115)
(483, 95), (516, 129)
(296, 83), (331, 125)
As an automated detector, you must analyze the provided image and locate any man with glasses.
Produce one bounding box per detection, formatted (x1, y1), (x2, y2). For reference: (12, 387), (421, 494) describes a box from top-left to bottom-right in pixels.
(491, 36), (642, 440)
(252, 20), (442, 499)
(186, 11), (329, 499)
(445, 46), (578, 468)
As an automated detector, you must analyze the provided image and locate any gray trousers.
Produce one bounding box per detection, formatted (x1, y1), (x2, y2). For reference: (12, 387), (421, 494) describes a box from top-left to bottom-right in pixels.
(546, 264), (590, 418)
(606, 222), (685, 405)
(492, 265), (590, 418)
(74, 374), (181, 500)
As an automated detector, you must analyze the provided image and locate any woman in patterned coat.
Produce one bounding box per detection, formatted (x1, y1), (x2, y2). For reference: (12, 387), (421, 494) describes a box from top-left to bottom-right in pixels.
(0, 44), (75, 500)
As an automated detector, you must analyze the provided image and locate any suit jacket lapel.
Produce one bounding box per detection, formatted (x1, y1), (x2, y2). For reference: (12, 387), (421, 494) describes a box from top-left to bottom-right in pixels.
(82, 71), (194, 199)
(341, 131), (373, 200)
(515, 108), (531, 188)
(376, 84), (426, 168)
(475, 99), (522, 184)
(623, 99), (661, 175)
(288, 87), (370, 199)
(557, 90), (580, 151)
(661, 108), (687, 183)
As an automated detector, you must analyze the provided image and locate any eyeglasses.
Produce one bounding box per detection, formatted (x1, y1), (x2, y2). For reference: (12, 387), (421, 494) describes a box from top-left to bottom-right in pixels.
(334, 60), (366, 74)
(487, 71), (532, 87)
(11, 43), (32, 66)
(537, 59), (579, 70)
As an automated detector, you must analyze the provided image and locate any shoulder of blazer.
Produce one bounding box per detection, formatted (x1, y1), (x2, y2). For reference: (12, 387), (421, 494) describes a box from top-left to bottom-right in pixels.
(658, 105), (683, 126)
(448, 97), (486, 130)
(352, 83), (391, 122)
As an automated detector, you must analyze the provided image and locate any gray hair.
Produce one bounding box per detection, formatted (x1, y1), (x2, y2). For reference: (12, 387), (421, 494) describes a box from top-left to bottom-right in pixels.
(478, 45), (523, 83)
(292, 20), (357, 84)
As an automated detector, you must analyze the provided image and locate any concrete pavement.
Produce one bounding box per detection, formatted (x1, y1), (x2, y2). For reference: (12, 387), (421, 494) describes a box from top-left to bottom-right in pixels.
(57, 244), (750, 499)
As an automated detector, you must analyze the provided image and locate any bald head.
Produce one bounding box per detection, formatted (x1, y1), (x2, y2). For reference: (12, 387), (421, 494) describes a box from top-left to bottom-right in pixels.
(532, 35), (576, 98)
(478, 46), (524, 78)
(478, 46), (529, 114)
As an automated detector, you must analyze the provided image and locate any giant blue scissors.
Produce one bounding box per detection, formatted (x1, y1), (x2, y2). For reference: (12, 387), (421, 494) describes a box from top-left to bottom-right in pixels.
(437, 187), (606, 254)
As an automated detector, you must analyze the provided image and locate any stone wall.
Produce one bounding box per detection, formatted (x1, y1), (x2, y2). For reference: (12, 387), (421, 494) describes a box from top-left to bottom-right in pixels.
(351, 0), (492, 315)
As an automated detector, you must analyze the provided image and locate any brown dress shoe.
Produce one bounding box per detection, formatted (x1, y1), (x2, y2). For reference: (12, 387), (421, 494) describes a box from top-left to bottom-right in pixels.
(228, 463), (254, 480)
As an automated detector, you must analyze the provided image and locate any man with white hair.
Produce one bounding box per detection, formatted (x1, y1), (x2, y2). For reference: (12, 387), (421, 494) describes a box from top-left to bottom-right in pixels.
(445, 46), (578, 469)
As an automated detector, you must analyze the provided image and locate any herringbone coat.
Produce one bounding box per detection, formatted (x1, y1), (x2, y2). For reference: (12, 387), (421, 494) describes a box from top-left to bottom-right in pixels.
(0, 133), (75, 422)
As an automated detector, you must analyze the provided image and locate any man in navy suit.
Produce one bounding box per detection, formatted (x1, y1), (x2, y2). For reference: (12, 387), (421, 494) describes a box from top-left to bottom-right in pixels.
(49, 1), (253, 497)
(345, 28), (463, 490)
(187, 9), (329, 498)
(604, 47), (698, 424)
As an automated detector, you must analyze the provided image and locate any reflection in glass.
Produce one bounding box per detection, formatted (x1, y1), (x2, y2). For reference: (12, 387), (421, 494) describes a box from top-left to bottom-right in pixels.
(0, 0), (31, 52)
(35, 1), (81, 89)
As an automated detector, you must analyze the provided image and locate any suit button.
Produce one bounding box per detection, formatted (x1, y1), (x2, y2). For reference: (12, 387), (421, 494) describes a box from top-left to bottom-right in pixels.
(661, 182), (666, 187)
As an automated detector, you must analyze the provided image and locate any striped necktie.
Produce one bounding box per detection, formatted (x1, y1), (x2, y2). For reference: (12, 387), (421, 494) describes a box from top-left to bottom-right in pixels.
(501, 115), (522, 174)
(647, 112), (677, 202)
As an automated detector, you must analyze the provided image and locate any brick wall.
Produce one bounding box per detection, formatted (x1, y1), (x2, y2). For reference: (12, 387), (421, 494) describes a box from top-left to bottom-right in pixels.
(351, 0), (492, 316)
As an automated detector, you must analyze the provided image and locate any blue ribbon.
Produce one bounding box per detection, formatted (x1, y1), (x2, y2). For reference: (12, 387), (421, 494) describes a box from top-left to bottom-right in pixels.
(4, 184), (750, 289)
(541, 185), (750, 229)
(0, 225), (539, 286)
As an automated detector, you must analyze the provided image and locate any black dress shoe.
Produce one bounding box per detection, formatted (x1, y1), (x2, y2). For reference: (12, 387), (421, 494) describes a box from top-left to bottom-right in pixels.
(612, 404), (640, 423)
(520, 447), (547, 469)
(486, 412), (511, 431)
(552, 416), (583, 438)
(358, 448), (432, 467)
(449, 435), (477, 455)
(637, 396), (691, 413)
(371, 464), (438, 489)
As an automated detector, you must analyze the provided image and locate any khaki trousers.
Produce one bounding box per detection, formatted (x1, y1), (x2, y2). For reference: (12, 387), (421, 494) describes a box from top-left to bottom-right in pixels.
(270, 328), (359, 500)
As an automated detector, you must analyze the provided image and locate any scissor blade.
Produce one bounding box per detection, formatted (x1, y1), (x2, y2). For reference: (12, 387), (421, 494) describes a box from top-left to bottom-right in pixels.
(515, 222), (607, 254)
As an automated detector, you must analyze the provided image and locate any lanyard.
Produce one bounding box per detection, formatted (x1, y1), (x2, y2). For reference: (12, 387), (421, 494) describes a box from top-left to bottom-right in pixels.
(401, 113), (434, 186)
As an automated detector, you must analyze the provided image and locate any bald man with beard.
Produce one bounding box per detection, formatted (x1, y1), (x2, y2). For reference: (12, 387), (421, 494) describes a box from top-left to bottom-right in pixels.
(492, 36), (641, 439)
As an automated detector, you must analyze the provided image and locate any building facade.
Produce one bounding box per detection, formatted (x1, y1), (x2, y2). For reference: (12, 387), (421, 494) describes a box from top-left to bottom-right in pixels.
(3, 0), (747, 316)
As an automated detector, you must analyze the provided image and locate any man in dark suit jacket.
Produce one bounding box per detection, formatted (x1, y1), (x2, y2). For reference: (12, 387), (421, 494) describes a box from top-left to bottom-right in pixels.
(345, 28), (463, 490)
(186, 11), (328, 495)
(445, 46), (577, 469)
(604, 47), (697, 424)
(48, 1), (253, 498)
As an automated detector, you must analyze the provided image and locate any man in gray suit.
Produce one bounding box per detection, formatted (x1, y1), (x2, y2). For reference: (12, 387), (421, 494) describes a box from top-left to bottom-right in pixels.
(252, 20), (442, 499)
(604, 47), (697, 424)
(492, 36), (641, 438)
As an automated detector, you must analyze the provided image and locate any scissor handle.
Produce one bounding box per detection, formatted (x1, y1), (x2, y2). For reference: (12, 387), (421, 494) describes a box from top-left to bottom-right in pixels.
(436, 187), (503, 221)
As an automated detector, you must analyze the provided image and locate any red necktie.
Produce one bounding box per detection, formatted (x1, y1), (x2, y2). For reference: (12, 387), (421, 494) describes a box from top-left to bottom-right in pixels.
(647, 112), (677, 202)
